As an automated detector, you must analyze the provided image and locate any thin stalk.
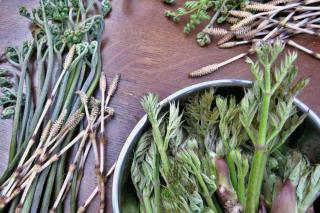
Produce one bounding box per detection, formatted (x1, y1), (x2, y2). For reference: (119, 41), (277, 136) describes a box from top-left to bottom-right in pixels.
(244, 151), (268, 213)
(226, 154), (238, 191)
(50, 125), (91, 212)
(195, 171), (217, 212)
(153, 151), (161, 213)
(20, 177), (37, 213)
(36, 55), (78, 213)
(89, 131), (104, 213)
(38, 134), (74, 213)
(70, 167), (79, 213)
(9, 62), (27, 163)
(71, 142), (91, 213)
(142, 196), (152, 213)
(98, 73), (106, 213)
(18, 72), (32, 146)
(8, 197), (19, 213)
(237, 168), (246, 205)
(35, 46), (47, 102)
(76, 163), (116, 213)
(53, 62), (84, 213)
(28, 2), (55, 135)
(287, 39), (320, 60)
(245, 64), (272, 213)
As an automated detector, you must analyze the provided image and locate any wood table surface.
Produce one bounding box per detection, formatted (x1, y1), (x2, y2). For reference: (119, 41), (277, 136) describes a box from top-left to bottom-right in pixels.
(0, 0), (319, 212)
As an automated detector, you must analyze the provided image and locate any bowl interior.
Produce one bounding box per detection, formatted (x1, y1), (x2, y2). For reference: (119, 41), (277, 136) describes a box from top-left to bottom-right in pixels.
(112, 81), (320, 212)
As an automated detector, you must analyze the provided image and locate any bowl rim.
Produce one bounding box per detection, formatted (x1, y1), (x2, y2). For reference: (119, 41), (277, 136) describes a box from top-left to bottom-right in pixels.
(112, 79), (320, 213)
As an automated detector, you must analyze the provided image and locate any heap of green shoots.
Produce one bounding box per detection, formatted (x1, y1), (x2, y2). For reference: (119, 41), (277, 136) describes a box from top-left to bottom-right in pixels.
(0, 0), (120, 212)
(131, 41), (320, 213)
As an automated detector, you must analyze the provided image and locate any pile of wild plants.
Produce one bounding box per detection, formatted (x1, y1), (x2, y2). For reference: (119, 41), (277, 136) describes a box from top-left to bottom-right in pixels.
(131, 41), (320, 213)
(0, 0), (119, 212)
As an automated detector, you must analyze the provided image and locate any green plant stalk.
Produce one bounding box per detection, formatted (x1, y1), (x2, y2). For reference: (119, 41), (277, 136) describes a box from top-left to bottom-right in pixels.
(56, 64), (83, 213)
(31, 67), (74, 213)
(52, 62), (100, 212)
(55, 70), (101, 211)
(33, 60), (83, 213)
(25, 101), (34, 139)
(245, 65), (272, 213)
(35, 49), (46, 101)
(28, 1), (54, 135)
(237, 166), (246, 205)
(51, 72), (71, 119)
(212, 196), (223, 213)
(18, 72), (32, 146)
(54, 52), (63, 83)
(70, 167), (79, 213)
(8, 197), (19, 213)
(194, 171), (217, 213)
(41, 62), (96, 213)
(151, 126), (170, 177)
(32, 166), (54, 213)
(153, 151), (161, 213)
(21, 177), (38, 213)
(9, 62), (27, 163)
(30, 68), (77, 213)
(39, 64), (83, 213)
(0, 142), (28, 184)
(245, 152), (268, 212)
(142, 195), (153, 213)
(226, 153), (238, 191)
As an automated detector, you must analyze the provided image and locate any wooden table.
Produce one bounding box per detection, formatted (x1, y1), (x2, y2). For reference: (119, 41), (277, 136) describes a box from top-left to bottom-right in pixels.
(0, 0), (319, 212)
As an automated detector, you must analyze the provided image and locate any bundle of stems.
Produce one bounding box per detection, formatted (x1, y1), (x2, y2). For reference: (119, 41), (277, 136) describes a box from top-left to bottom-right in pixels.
(192, 0), (320, 77)
(0, 0), (120, 212)
(131, 41), (320, 213)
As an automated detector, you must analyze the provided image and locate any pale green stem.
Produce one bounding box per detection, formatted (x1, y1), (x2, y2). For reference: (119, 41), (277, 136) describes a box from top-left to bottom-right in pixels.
(245, 65), (271, 213)
(18, 72), (32, 146)
(153, 151), (161, 213)
(151, 126), (170, 177)
(28, 2), (54, 135)
(226, 153), (238, 191)
(237, 167), (246, 205)
(9, 62), (27, 163)
(142, 195), (153, 213)
(195, 171), (217, 213)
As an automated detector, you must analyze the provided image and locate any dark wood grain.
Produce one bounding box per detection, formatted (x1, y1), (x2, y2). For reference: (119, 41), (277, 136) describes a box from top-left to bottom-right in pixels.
(0, 0), (319, 212)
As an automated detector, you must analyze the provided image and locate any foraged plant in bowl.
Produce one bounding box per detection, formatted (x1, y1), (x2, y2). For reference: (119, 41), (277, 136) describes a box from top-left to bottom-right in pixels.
(112, 41), (320, 213)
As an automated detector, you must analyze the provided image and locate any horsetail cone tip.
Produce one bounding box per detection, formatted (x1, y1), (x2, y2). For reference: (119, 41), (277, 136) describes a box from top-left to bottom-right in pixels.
(189, 64), (219, 78)
(76, 91), (88, 105)
(100, 73), (107, 92)
(203, 28), (228, 36)
(108, 73), (121, 97)
(50, 109), (67, 137)
(40, 120), (52, 142)
(63, 45), (76, 71)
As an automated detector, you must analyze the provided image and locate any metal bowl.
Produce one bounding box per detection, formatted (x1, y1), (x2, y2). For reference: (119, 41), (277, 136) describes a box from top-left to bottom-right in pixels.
(112, 79), (320, 213)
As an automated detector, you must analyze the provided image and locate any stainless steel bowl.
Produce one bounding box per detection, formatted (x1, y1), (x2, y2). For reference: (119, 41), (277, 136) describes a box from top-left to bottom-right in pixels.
(112, 79), (320, 213)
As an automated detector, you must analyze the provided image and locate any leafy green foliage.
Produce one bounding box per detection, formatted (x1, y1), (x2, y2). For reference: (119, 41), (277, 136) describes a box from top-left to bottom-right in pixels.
(101, 0), (112, 17)
(165, 0), (214, 34)
(0, 68), (24, 120)
(196, 32), (212, 46)
(185, 89), (219, 140)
